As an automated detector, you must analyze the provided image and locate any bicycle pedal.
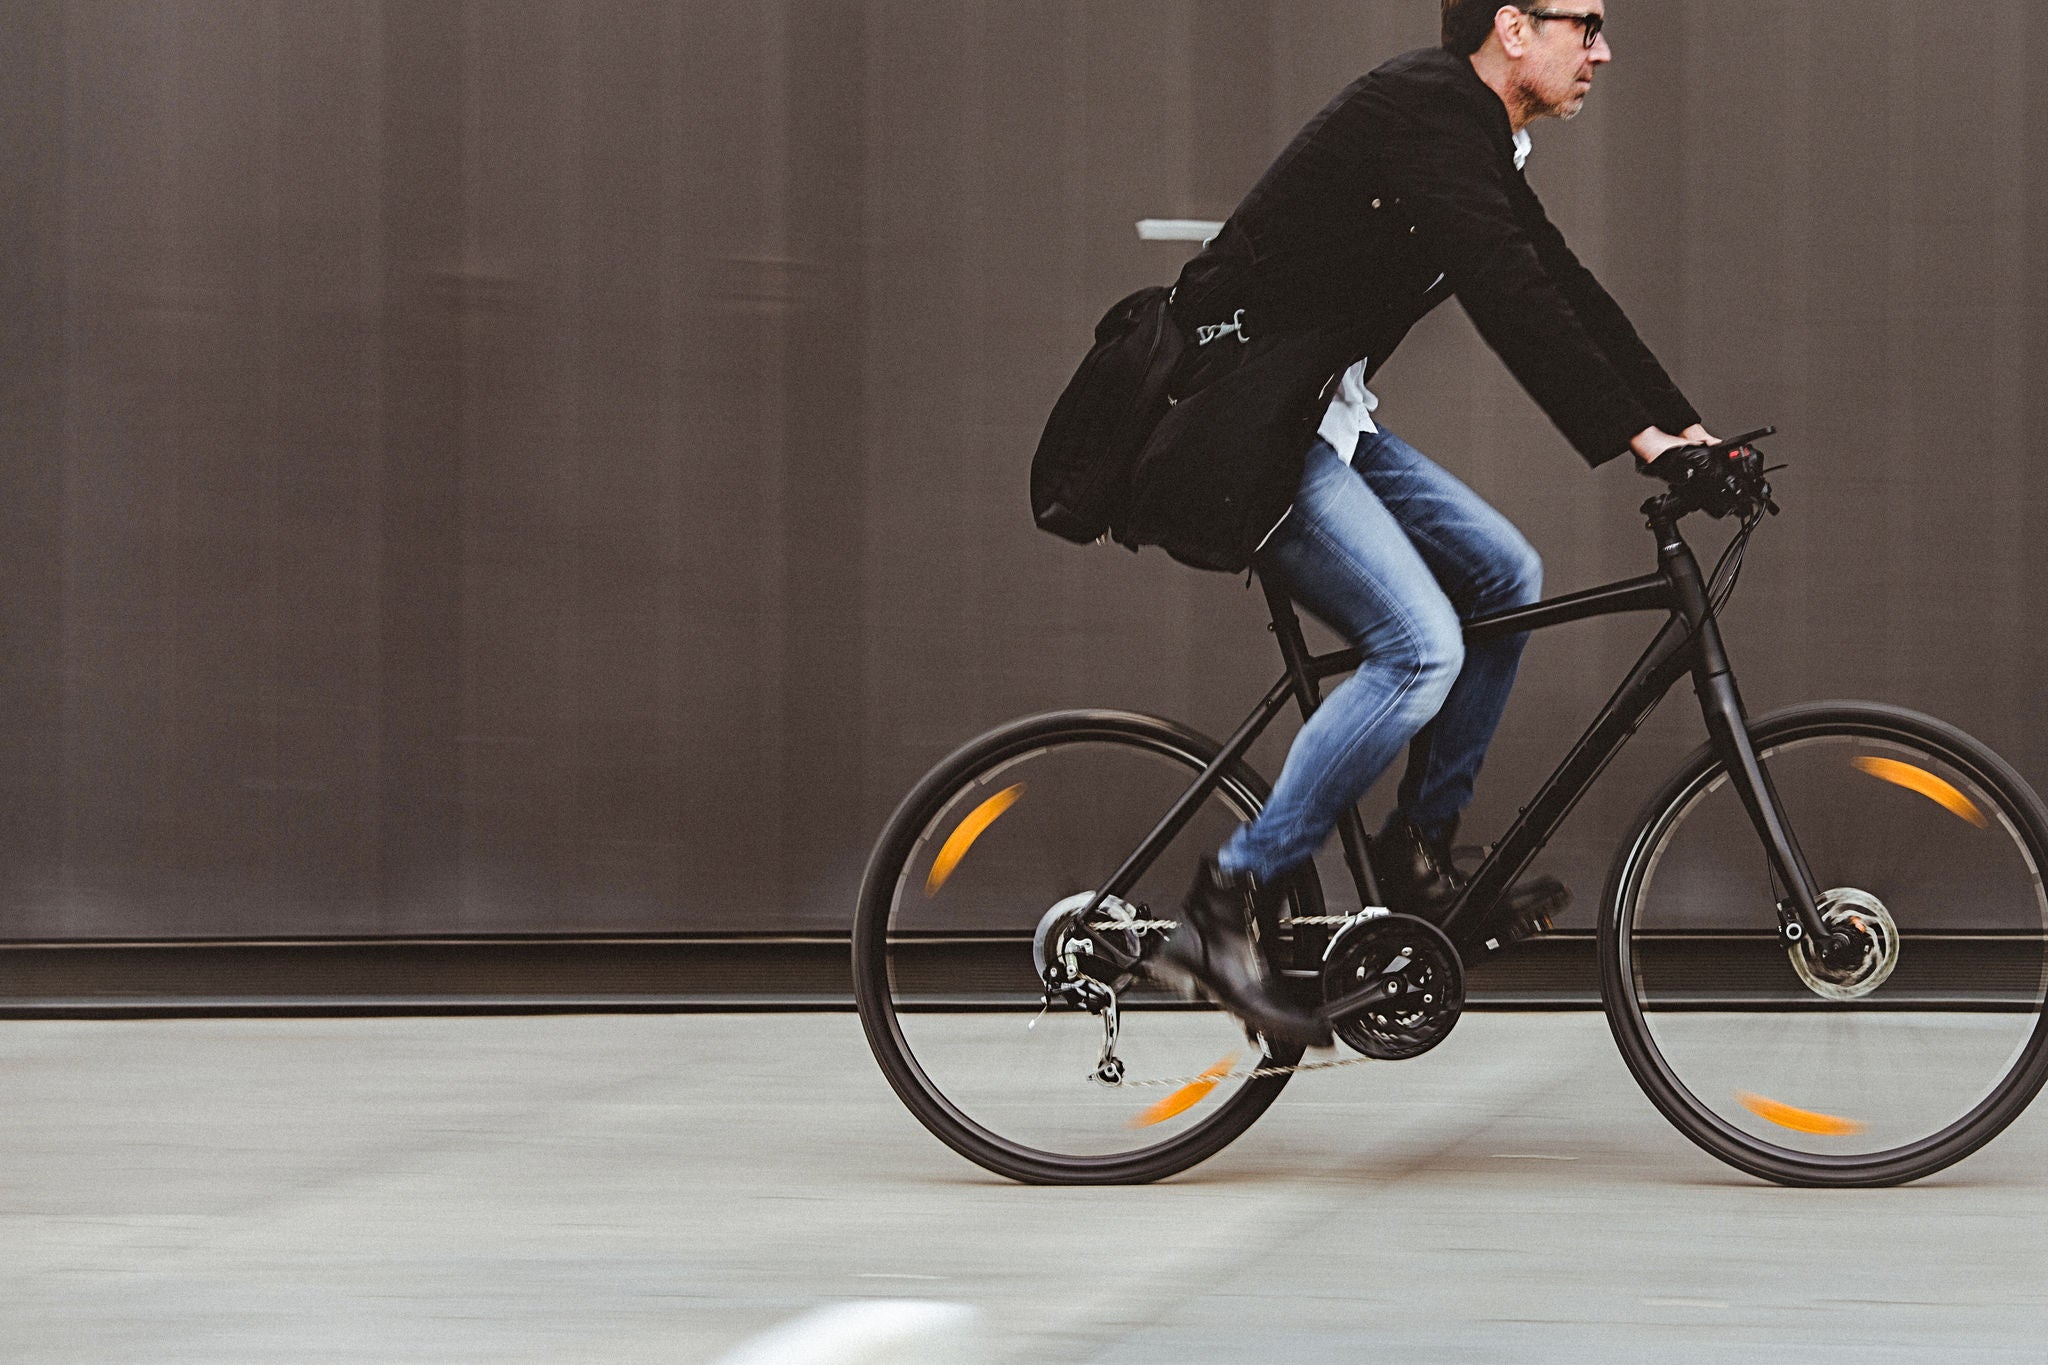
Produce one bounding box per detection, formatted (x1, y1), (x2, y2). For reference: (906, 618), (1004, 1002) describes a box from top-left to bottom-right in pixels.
(1487, 877), (1570, 951)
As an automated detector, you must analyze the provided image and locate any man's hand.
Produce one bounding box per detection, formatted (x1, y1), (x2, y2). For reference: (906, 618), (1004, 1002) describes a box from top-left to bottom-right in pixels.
(1631, 424), (1722, 464)
(1631, 427), (1696, 464)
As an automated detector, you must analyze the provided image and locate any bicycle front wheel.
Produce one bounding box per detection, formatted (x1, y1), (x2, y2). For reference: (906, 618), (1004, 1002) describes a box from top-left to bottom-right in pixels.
(853, 711), (1324, 1185)
(1603, 703), (2048, 1186)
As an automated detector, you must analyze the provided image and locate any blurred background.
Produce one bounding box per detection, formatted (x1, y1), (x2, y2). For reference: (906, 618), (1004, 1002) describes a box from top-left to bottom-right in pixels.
(2, 0), (2043, 944)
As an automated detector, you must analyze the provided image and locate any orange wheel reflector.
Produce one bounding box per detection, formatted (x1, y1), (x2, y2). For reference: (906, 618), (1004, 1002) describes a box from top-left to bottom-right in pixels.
(1130, 1054), (1240, 1129)
(924, 784), (1026, 897)
(1736, 1091), (1866, 1137)
(1852, 757), (1988, 828)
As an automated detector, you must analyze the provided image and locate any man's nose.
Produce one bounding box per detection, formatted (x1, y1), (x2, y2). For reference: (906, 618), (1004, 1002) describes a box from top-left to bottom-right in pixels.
(1590, 33), (1613, 63)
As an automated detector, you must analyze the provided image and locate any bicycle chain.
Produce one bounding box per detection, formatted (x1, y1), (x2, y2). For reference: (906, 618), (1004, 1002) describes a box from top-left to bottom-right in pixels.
(1086, 914), (1370, 932)
(1120, 1053), (1376, 1087)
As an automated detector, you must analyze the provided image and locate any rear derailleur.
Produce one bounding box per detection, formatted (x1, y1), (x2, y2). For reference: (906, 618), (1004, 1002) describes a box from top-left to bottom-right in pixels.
(1031, 893), (1152, 1086)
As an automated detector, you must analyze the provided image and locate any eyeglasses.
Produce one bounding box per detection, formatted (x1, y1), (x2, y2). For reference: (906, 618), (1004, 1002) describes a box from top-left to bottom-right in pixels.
(1523, 8), (1605, 49)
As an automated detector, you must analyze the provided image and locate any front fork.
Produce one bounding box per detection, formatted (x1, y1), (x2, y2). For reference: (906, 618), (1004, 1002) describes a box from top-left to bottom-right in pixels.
(1666, 531), (1832, 950)
(1694, 668), (1830, 947)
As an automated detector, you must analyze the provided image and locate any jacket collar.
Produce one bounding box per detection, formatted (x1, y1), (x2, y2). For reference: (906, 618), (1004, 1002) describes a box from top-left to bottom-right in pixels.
(1397, 46), (1520, 164)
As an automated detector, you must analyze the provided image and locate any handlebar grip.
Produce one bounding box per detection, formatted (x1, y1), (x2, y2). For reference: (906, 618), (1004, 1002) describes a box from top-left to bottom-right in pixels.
(1639, 443), (1712, 484)
(1640, 426), (1776, 484)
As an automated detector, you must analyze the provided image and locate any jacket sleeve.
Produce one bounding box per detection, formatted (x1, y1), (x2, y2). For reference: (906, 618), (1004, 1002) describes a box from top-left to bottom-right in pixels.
(1369, 88), (1670, 465)
(1517, 179), (1700, 436)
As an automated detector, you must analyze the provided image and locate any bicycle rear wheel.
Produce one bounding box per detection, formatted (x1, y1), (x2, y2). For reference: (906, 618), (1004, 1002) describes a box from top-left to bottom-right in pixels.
(852, 711), (1323, 1184)
(1602, 703), (2048, 1186)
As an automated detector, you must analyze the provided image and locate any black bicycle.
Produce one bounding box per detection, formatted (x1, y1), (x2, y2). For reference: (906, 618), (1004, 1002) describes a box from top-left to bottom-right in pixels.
(853, 432), (2048, 1188)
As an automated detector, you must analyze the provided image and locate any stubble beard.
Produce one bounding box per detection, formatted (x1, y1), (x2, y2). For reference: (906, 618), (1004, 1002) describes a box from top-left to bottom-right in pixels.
(1510, 73), (1590, 125)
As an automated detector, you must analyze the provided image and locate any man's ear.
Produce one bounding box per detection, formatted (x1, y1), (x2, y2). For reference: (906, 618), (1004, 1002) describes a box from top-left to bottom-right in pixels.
(1493, 5), (1531, 59)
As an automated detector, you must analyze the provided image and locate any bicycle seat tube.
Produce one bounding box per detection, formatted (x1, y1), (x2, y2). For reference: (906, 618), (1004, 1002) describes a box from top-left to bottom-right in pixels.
(1259, 574), (1384, 911)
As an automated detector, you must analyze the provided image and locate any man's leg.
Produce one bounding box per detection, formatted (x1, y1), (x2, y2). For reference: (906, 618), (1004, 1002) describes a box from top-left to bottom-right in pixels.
(1349, 428), (1544, 844)
(1217, 438), (1467, 883)
(1154, 437), (1464, 1049)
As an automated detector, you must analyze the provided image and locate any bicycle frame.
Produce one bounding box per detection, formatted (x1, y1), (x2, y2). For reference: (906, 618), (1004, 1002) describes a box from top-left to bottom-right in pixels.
(1084, 502), (1831, 962)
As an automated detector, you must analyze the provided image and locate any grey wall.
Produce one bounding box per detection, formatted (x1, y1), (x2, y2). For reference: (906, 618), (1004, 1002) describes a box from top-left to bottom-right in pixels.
(2, 0), (2043, 938)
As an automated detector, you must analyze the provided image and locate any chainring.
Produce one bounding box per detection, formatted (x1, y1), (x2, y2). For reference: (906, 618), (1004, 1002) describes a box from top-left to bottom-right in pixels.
(1321, 913), (1465, 1060)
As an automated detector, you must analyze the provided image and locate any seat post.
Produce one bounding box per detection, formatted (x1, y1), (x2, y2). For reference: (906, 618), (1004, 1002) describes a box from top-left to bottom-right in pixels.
(1259, 573), (1324, 718)
(1257, 574), (1384, 910)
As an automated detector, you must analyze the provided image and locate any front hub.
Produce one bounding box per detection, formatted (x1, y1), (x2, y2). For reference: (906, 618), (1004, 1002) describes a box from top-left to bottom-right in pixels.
(1788, 888), (1900, 1001)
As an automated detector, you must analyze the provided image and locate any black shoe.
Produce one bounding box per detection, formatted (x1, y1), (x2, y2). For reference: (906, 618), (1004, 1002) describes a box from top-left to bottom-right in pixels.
(1149, 858), (1333, 1050)
(1368, 818), (1470, 921)
(1369, 817), (1571, 945)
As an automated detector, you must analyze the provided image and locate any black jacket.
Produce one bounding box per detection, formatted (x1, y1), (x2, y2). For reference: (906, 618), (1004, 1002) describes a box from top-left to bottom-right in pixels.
(1120, 46), (1700, 572)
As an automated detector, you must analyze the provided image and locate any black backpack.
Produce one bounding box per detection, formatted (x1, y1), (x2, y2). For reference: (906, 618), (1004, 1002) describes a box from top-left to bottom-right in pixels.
(1028, 285), (1186, 546)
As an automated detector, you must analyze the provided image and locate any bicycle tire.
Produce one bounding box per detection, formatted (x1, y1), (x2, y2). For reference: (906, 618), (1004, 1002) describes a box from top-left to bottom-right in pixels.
(852, 710), (1322, 1185)
(1601, 702), (2048, 1187)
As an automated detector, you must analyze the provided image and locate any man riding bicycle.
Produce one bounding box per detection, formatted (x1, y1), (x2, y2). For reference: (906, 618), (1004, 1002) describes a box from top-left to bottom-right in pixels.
(1138, 0), (1719, 1047)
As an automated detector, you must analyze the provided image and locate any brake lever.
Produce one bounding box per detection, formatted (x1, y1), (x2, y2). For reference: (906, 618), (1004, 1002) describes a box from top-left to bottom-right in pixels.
(1757, 461), (1785, 516)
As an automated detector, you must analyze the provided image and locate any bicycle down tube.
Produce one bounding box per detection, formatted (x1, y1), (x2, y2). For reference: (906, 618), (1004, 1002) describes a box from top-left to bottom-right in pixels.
(1080, 504), (1833, 960)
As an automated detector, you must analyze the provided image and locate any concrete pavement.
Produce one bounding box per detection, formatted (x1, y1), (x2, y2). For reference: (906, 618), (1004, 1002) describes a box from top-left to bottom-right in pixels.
(5, 1013), (2047, 1362)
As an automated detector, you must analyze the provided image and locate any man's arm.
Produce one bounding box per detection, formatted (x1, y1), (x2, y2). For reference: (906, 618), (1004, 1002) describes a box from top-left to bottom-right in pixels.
(1518, 202), (1719, 463)
(1368, 88), (1691, 466)
(1518, 187), (1702, 439)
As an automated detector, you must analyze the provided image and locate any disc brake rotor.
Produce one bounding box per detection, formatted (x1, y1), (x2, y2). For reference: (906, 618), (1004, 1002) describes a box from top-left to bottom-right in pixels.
(1789, 888), (1901, 1001)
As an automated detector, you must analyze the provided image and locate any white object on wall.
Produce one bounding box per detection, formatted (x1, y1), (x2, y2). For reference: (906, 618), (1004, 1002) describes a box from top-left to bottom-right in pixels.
(1136, 219), (1224, 243)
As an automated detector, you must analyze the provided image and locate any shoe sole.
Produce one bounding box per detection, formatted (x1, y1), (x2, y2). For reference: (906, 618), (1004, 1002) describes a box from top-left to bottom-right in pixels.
(1145, 957), (1333, 1051)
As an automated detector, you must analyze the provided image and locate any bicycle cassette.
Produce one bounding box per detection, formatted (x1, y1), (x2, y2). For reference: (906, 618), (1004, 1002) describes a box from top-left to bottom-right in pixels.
(1031, 893), (1147, 1003)
(1321, 913), (1465, 1060)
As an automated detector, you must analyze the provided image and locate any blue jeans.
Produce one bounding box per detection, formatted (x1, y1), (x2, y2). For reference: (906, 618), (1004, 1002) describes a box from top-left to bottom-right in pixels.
(1218, 430), (1542, 883)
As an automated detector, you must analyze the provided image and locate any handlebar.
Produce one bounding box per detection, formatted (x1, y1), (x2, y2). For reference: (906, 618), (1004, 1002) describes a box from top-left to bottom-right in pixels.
(1639, 426), (1781, 521)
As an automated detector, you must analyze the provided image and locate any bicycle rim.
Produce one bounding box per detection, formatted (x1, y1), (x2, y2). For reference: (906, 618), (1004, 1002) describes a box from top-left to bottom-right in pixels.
(1604, 704), (2048, 1186)
(853, 712), (1315, 1184)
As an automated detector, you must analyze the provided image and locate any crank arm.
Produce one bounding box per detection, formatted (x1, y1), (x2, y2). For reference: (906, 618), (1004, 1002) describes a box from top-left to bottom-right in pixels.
(1320, 977), (1403, 1021)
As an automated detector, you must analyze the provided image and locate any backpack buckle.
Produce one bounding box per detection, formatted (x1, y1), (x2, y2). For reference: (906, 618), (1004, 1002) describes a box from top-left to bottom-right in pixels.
(1196, 309), (1250, 347)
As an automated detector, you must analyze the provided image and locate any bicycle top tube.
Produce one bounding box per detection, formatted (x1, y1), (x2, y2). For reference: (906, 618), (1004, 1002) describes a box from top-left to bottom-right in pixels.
(1283, 427), (1780, 684)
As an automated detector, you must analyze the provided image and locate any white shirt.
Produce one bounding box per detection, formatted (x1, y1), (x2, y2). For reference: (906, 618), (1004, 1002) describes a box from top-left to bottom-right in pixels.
(1316, 127), (1533, 465)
